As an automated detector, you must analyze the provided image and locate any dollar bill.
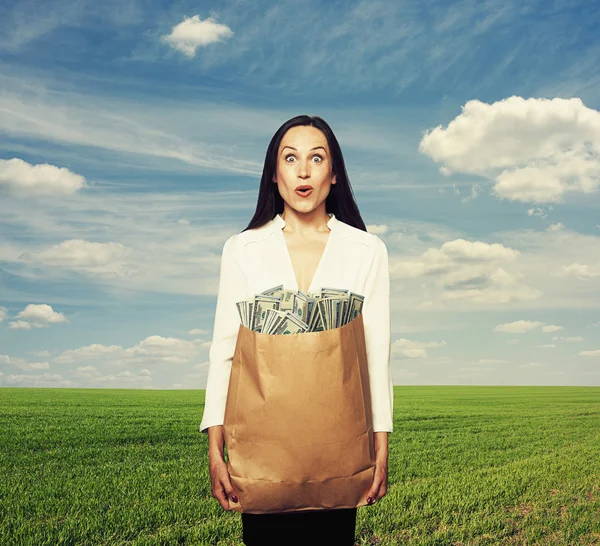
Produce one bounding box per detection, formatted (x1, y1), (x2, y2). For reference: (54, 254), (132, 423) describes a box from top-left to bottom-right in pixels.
(235, 285), (364, 334)
(251, 295), (281, 332)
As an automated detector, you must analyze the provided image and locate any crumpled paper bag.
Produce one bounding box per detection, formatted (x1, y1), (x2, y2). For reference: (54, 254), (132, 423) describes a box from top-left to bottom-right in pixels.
(223, 312), (375, 514)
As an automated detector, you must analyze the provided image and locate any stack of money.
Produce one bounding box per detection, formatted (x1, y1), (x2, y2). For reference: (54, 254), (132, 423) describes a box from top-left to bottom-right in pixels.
(236, 285), (364, 334)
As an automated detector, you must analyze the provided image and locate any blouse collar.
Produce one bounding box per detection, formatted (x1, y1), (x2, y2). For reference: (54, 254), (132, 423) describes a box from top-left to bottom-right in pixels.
(273, 212), (338, 231)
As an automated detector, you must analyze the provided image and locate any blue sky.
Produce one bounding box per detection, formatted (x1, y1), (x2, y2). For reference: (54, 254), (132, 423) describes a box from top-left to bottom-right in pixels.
(1, 0), (599, 389)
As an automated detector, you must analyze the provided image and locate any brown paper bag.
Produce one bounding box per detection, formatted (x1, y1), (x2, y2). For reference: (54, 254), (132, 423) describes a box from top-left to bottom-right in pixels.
(223, 311), (376, 514)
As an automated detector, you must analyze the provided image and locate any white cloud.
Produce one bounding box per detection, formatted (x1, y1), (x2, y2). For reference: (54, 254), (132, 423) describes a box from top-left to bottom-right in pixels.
(478, 358), (509, 365)
(16, 303), (67, 324)
(0, 336), (208, 389)
(551, 336), (584, 342)
(541, 325), (564, 333)
(0, 188), (236, 297)
(8, 304), (68, 330)
(70, 365), (153, 387)
(192, 360), (209, 370)
(0, 158), (86, 197)
(8, 320), (33, 330)
(188, 328), (209, 336)
(391, 238), (536, 304)
(54, 335), (202, 367)
(22, 333), (210, 388)
(0, 372), (74, 387)
(53, 344), (123, 364)
(528, 207), (548, 219)
(384, 222), (600, 313)
(161, 15), (233, 57)
(367, 224), (388, 235)
(72, 365), (102, 378)
(440, 267), (538, 305)
(27, 350), (52, 357)
(519, 362), (546, 368)
(427, 239), (520, 263)
(579, 349), (600, 358)
(556, 262), (600, 279)
(125, 335), (199, 364)
(0, 354), (50, 370)
(420, 96), (600, 204)
(392, 239), (520, 279)
(392, 338), (446, 359)
(0, 306), (7, 322)
(494, 320), (564, 334)
(0, 367), (153, 388)
(19, 239), (135, 278)
(460, 183), (482, 203)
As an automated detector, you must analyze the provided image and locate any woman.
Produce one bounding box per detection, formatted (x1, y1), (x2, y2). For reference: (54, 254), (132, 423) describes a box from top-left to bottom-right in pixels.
(200, 115), (394, 545)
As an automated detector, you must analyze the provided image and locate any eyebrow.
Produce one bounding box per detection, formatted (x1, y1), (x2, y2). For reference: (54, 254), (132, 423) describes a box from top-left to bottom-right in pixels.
(282, 146), (327, 153)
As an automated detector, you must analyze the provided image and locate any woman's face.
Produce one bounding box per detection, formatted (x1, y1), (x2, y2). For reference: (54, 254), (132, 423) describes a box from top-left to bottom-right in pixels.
(273, 125), (336, 214)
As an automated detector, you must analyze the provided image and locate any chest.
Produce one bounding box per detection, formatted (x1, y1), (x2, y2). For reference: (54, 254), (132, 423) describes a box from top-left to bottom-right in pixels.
(282, 231), (330, 294)
(240, 229), (374, 297)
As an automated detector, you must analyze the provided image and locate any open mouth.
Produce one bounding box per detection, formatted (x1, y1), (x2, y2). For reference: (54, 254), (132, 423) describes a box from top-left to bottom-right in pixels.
(295, 186), (313, 195)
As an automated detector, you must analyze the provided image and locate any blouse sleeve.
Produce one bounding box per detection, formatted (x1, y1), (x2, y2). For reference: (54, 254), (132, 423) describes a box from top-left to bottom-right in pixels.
(199, 234), (247, 434)
(362, 236), (394, 433)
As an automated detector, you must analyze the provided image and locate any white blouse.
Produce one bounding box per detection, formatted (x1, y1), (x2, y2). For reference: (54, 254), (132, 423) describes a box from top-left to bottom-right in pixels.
(199, 212), (394, 434)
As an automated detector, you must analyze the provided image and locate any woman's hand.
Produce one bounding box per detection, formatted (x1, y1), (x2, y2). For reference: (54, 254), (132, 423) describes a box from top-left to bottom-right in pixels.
(366, 431), (389, 505)
(209, 454), (238, 510)
(207, 425), (238, 511)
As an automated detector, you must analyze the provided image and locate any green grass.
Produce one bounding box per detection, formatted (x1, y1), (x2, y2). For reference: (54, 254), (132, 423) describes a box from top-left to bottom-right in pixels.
(1, 386), (599, 545)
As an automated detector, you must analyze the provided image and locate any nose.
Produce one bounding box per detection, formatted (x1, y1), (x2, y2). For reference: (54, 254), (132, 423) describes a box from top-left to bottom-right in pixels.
(297, 158), (310, 178)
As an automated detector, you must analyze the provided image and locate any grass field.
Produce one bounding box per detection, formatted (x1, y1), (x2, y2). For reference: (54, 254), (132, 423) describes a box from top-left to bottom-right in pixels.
(1, 386), (599, 545)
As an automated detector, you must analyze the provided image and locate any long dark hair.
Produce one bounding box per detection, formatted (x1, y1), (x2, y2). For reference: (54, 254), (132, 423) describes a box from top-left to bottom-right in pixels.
(242, 115), (367, 233)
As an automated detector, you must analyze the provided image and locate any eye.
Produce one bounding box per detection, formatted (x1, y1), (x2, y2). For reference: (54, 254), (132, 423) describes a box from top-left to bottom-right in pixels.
(284, 154), (324, 163)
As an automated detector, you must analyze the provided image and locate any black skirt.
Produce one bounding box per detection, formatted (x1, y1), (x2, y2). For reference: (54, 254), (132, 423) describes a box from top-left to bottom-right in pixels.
(241, 507), (357, 546)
